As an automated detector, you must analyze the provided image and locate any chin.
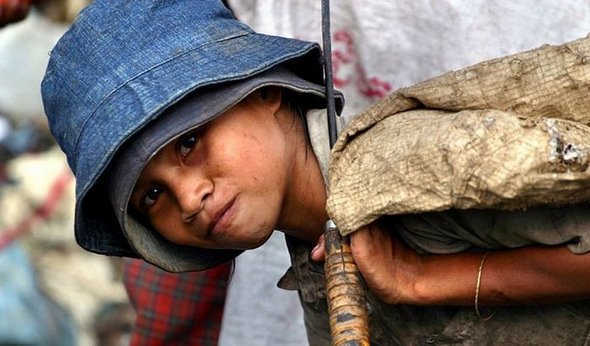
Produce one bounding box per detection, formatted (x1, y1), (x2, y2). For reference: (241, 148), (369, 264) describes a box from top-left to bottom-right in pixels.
(232, 232), (273, 250)
(231, 239), (268, 250)
(210, 220), (275, 250)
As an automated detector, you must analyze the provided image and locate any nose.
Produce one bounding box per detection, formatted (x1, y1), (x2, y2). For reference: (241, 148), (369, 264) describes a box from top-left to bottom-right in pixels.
(169, 167), (213, 222)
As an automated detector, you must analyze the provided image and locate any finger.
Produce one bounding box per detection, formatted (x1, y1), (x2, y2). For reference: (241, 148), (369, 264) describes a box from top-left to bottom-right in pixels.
(310, 234), (326, 262)
(350, 224), (376, 253)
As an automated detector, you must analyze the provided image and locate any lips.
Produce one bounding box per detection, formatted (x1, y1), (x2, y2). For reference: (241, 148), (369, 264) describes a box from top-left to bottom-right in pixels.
(207, 197), (236, 238)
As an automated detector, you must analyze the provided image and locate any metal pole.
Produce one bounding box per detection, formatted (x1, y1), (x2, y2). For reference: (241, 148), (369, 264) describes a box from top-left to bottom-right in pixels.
(321, 0), (370, 344)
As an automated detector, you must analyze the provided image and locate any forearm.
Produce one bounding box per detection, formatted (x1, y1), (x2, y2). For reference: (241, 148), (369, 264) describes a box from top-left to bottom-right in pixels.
(411, 246), (590, 306)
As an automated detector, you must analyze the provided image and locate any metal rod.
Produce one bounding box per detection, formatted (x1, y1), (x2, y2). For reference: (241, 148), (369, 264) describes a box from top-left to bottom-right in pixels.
(321, 0), (370, 344)
(321, 0), (338, 147)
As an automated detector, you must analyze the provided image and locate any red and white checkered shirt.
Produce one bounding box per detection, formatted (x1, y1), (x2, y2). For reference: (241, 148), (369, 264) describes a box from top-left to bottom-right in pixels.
(123, 258), (231, 346)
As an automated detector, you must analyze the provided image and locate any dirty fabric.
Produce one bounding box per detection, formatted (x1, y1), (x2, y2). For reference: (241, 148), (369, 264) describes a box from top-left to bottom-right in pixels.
(302, 35), (590, 345)
(394, 203), (590, 255)
(280, 94), (590, 346)
(327, 36), (590, 241)
(283, 236), (590, 346)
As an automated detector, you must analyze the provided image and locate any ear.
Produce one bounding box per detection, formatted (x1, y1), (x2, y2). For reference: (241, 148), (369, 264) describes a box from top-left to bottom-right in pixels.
(256, 86), (282, 113)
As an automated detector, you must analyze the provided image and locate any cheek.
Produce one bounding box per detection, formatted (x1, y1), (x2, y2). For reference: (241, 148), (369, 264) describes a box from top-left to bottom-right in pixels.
(151, 216), (181, 243)
(237, 154), (288, 200)
(213, 135), (288, 190)
(149, 206), (191, 245)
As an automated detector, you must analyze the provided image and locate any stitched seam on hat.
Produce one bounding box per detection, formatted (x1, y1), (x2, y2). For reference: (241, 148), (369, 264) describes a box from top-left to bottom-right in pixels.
(73, 31), (251, 159)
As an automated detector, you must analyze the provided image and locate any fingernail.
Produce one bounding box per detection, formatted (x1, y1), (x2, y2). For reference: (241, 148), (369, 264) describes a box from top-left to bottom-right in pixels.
(311, 243), (320, 255)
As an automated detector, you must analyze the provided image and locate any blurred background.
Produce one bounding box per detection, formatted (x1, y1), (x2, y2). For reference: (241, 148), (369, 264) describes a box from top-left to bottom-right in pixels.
(3, 1), (590, 345)
(0, 1), (133, 345)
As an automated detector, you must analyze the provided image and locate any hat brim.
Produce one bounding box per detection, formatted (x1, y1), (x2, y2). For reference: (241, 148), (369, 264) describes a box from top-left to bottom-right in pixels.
(109, 67), (343, 272)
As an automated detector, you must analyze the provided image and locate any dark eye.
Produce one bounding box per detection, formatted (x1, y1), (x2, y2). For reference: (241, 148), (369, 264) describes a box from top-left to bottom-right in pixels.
(178, 131), (197, 157)
(143, 187), (163, 208)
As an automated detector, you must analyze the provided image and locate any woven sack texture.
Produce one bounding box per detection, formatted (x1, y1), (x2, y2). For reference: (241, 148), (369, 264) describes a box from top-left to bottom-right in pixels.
(327, 35), (590, 236)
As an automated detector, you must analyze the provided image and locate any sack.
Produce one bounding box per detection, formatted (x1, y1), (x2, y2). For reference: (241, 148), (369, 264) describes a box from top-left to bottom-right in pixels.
(327, 36), (590, 236)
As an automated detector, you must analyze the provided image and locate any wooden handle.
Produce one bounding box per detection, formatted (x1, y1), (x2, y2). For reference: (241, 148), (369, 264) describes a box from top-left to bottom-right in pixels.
(324, 221), (370, 345)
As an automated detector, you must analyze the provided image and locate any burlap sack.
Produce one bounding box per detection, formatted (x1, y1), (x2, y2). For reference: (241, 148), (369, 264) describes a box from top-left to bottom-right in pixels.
(327, 35), (590, 236)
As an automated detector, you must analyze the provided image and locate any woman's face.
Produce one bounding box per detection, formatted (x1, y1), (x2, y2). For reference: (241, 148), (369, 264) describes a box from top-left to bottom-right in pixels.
(130, 88), (303, 250)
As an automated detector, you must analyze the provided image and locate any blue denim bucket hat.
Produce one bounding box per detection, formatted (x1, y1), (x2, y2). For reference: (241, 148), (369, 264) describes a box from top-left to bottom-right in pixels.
(41, 0), (342, 272)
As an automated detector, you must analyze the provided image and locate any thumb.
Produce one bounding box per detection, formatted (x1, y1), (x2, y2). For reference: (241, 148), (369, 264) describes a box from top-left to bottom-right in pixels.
(310, 234), (326, 262)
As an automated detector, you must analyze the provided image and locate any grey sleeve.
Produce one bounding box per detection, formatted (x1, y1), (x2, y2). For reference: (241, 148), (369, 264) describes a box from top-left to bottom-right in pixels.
(394, 203), (590, 254)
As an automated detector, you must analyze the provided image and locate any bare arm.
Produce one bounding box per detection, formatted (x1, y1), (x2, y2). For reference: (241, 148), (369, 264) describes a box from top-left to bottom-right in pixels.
(312, 223), (590, 306)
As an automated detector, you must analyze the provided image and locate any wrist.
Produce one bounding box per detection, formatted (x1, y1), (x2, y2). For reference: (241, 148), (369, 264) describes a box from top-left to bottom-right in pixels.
(395, 253), (431, 305)
(409, 252), (487, 306)
(407, 255), (437, 305)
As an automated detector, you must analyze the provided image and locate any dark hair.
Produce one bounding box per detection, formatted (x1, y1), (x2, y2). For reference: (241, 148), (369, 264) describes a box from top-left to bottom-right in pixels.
(281, 88), (316, 146)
